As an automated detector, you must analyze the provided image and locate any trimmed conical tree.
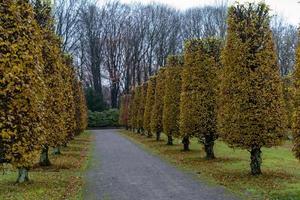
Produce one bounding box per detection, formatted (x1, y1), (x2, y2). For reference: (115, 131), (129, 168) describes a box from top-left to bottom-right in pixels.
(0, 0), (45, 183)
(137, 82), (148, 134)
(163, 55), (183, 145)
(143, 76), (156, 137)
(151, 68), (166, 141)
(292, 29), (300, 160)
(132, 86), (142, 133)
(218, 3), (286, 175)
(33, 0), (67, 166)
(180, 38), (222, 155)
(128, 89), (135, 131)
(73, 79), (88, 136)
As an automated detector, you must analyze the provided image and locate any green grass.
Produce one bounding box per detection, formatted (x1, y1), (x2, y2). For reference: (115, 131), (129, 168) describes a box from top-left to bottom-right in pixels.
(0, 131), (93, 200)
(120, 130), (300, 200)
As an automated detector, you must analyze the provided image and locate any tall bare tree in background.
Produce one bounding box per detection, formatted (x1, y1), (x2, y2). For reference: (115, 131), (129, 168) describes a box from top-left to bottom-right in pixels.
(52, 0), (298, 110)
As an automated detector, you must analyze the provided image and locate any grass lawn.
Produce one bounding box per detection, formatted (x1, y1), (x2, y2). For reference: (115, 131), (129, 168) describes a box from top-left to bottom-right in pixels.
(120, 130), (300, 200)
(0, 131), (93, 200)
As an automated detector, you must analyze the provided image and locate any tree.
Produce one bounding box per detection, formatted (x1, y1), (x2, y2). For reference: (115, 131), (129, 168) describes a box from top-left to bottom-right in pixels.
(119, 94), (130, 129)
(218, 3), (286, 175)
(179, 38), (222, 155)
(163, 55), (183, 145)
(32, 0), (67, 166)
(143, 76), (156, 137)
(137, 82), (148, 134)
(128, 89), (135, 131)
(0, 0), (45, 182)
(73, 79), (88, 136)
(292, 29), (300, 159)
(151, 68), (166, 141)
(132, 86), (142, 132)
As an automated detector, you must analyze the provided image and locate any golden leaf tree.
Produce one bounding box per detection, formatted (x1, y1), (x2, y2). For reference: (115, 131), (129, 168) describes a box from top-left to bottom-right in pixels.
(0, 0), (45, 182)
(163, 56), (183, 145)
(137, 82), (148, 134)
(218, 3), (286, 175)
(151, 68), (166, 141)
(119, 94), (129, 128)
(292, 29), (300, 160)
(128, 89), (135, 131)
(132, 86), (142, 132)
(143, 76), (156, 137)
(33, 0), (67, 166)
(180, 38), (222, 155)
(73, 79), (88, 136)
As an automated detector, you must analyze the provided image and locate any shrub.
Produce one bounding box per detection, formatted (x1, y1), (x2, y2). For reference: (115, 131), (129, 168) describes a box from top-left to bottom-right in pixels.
(88, 109), (119, 127)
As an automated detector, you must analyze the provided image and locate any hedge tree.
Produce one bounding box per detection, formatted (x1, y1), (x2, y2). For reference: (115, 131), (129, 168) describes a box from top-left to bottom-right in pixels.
(73, 79), (88, 135)
(292, 30), (300, 160)
(119, 94), (130, 128)
(163, 56), (183, 145)
(137, 83), (148, 134)
(132, 86), (142, 132)
(53, 55), (77, 154)
(143, 76), (156, 137)
(32, 0), (67, 166)
(218, 3), (286, 175)
(179, 38), (222, 155)
(151, 68), (166, 141)
(0, 0), (46, 182)
(128, 89), (135, 130)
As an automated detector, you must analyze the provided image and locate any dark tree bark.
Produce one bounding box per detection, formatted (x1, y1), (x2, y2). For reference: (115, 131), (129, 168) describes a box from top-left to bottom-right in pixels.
(204, 135), (215, 160)
(52, 146), (61, 155)
(16, 167), (29, 183)
(182, 136), (190, 151)
(156, 132), (161, 141)
(250, 146), (262, 175)
(39, 146), (51, 166)
(167, 135), (173, 145)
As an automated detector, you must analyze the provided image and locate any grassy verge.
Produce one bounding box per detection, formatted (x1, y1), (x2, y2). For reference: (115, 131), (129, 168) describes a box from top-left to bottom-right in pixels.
(0, 131), (93, 200)
(120, 130), (300, 200)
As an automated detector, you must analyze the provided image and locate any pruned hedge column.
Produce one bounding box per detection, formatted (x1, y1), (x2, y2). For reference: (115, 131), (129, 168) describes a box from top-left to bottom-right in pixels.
(218, 3), (286, 175)
(0, 0), (45, 182)
(143, 76), (156, 137)
(292, 29), (300, 160)
(163, 56), (183, 145)
(179, 38), (222, 155)
(151, 68), (166, 141)
(137, 83), (148, 134)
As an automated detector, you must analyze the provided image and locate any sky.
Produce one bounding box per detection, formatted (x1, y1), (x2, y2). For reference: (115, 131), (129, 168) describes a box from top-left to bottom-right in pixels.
(118, 0), (300, 25)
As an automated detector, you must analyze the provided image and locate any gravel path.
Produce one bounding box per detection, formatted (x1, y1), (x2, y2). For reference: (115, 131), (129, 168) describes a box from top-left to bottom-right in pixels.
(84, 129), (239, 200)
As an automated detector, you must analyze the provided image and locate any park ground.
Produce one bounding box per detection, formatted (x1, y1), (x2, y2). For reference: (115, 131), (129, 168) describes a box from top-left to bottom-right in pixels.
(0, 131), (93, 200)
(121, 130), (300, 200)
(1, 130), (299, 200)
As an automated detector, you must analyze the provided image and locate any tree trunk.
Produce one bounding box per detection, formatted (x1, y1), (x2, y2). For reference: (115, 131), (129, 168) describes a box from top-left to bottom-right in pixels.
(39, 146), (51, 166)
(167, 135), (173, 145)
(147, 132), (153, 138)
(182, 136), (190, 151)
(204, 135), (215, 160)
(156, 132), (161, 141)
(16, 167), (29, 183)
(53, 146), (61, 155)
(250, 147), (262, 175)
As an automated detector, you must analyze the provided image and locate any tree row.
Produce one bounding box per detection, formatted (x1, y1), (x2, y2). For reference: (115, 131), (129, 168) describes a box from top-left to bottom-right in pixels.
(119, 2), (300, 176)
(0, 0), (88, 183)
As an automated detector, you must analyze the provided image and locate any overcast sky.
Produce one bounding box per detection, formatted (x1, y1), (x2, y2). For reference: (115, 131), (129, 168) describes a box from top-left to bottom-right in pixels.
(118, 0), (300, 25)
